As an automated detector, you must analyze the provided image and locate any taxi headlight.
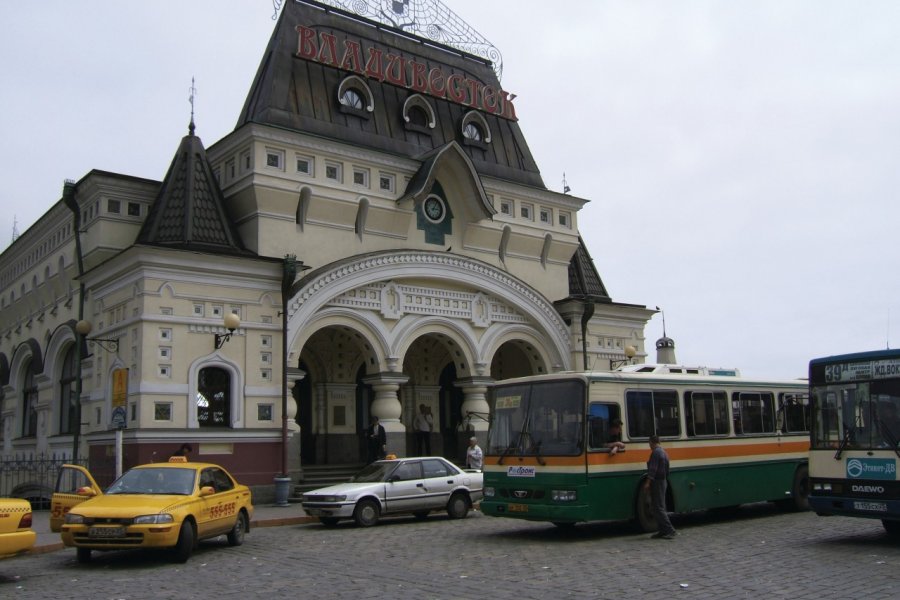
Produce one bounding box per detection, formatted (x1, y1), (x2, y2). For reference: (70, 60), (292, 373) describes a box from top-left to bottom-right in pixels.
(133, 513), (175, 525)
(551, 490), (577, 502)
(483, 487), (496, 498)
(65, 513), (85, 525)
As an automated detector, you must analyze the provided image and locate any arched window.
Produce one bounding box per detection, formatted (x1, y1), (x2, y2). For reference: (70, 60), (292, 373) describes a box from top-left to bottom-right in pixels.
(402, 94), (436, 133)
(22, 364), (38, 437)
(463, 122), (483, 142)
(408, 105), (429, 128)
(197, 366), (231, 427)
(340, 88), (364, 110)
(59, 345), (77, 434)
(460, 111), (491, 148)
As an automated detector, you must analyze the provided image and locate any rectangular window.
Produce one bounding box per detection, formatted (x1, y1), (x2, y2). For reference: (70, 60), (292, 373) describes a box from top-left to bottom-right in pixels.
(779, 393), (810, 432)
(227, 159), (235, 179)
(130, 403), (137, 422)
(160, 307), (173, 316)
(158, 365), (171, 378)
(539, 208), (551, 224)
(500, 200), (512, 215)
(379, 172), (395, 192)
(159, 328), (172, 341)
(212, 305), (223, 318)
(258, 404), (273, 421)
(108, 199), (121, 214)
(154, 402), (173, 421)
(732, 392), (776, 434)
(296, 155), (313, 175)
(626, 389), (680, 438)
(159, 347), (171, 360)
(241, 150), (251, 171)
(127, 202), (141, 217)
(587, 403), (624, 450)
(260, 352), (271, 364)
(333, 405), (346, 427)
(325, 161), (342, 182)
(684, 391), (729, 436)
(213, 167), (222, 184)
(520, 203), (533, 220)
(559, 212), (571, 228)
(266, 149), (284, 170)
(193, 303), (204, 317)
(261, 335), (272, 348)
(261, 369), (272, 381)
(353, 167), (369, 187)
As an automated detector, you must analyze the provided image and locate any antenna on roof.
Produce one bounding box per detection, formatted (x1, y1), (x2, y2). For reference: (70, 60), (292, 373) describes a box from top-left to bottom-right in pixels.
(656, 306), (667, 337)
(188, 77), (197, 136)
(562, 173), (571, 194)
(11, 215), (19, 243)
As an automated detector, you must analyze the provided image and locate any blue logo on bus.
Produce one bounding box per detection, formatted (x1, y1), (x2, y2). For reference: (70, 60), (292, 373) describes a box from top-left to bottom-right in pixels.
(846, 458), (897, 480)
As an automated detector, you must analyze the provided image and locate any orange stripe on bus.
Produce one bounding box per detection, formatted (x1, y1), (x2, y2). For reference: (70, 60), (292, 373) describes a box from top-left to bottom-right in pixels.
(485, 440), (809, 468)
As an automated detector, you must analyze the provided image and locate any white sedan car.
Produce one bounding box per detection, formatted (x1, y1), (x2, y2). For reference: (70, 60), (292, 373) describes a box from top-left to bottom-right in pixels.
(301, 456), (483, 527)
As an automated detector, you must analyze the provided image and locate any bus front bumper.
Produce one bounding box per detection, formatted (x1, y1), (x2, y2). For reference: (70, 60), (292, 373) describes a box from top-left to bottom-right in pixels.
(480, 499), (591, 522)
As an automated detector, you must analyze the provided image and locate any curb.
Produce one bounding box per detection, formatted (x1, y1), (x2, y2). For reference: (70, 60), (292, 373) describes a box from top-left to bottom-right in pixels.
(26, 515), (318, 555)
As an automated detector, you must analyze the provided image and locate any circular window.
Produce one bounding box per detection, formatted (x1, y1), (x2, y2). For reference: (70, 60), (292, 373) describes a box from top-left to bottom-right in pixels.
(423, 196), (446, 223)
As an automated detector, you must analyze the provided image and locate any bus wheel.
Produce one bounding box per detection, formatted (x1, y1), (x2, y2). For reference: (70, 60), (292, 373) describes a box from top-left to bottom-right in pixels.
(778, 465), (809, 511)
(883, 520), (900, 536)
(634, 482), (658, 533)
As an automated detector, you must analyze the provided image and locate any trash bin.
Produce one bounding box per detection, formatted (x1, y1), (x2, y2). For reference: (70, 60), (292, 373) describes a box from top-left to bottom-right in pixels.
(273, 476), (292, 506)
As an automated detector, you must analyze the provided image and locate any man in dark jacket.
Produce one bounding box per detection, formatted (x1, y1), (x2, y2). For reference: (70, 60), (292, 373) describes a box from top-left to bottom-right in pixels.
(366, 416), (387, 463)
(645, 434), (676, 539)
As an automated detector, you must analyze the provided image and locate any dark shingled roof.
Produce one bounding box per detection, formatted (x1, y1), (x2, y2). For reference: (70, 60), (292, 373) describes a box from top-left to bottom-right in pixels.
(137, 124), (251, 256)
(238, 0), (545, 188)
(568, 237), (611, 301)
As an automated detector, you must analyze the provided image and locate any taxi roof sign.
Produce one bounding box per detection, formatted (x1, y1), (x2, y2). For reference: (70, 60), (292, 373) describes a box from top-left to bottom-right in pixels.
(168, 456), (188, 463)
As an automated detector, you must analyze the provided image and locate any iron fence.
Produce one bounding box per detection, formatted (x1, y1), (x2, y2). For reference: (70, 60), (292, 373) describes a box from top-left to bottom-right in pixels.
(0, 453), (88, 509)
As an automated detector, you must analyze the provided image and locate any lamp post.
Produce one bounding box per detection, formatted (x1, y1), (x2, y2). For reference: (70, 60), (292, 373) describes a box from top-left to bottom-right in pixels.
(274, 254), (298, 506)
(63, 180), (85, 463)
(214, 313), (241, 349)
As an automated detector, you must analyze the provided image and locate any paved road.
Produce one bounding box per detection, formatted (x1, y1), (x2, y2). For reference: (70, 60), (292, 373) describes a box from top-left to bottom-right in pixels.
(1, 504), (897, 599)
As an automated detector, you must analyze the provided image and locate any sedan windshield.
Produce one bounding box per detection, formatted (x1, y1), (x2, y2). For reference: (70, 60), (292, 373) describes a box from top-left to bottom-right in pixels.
(106, 468), (196, 495)
(351, 462), (395, 483)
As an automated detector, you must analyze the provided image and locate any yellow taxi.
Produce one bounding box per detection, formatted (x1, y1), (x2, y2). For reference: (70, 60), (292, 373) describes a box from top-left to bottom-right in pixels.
(0, 498), (36, 558)
(50, 457), (253, 563)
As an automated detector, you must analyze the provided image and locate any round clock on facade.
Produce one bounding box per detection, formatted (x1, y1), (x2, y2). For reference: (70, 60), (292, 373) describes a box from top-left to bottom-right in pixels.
(423, 196), (445, 222)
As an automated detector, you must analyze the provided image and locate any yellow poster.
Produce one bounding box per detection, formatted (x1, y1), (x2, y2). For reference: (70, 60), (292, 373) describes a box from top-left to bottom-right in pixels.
(112, 368), (128, 408)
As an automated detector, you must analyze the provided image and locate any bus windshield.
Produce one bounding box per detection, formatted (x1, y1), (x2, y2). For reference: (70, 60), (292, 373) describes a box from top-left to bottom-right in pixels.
(487, 379), (585, 457)
(811, 379), (900, 450)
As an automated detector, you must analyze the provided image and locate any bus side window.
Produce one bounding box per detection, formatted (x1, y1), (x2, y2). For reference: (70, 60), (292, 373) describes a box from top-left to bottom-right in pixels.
(588, 403), (612, 449)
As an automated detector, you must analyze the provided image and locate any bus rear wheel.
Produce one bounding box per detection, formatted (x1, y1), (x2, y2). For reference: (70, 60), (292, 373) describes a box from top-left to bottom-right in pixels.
(883, 519), (900, 536)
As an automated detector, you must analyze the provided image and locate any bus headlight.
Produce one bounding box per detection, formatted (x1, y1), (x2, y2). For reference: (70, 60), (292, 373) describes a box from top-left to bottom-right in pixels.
(551, 490), (577, 502)
(483, 487), (495, 498)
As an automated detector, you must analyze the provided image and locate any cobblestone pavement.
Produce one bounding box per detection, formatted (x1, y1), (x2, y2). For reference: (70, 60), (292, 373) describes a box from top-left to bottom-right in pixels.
(1, 504), (897, 599)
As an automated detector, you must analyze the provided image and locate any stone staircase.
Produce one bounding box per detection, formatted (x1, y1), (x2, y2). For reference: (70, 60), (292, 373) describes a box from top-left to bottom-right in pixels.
(289, 463), (364, 502)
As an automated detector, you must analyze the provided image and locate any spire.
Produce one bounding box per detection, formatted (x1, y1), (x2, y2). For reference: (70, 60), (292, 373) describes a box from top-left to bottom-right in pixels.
(188, 77), (197, 136)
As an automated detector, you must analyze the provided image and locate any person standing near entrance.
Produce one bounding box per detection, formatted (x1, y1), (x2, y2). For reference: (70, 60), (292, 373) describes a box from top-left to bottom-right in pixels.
(366, 416), (387, 463)
(413, 404), (433, 455)
(466, 436), (483, 470)
(644, 434), (676, 539)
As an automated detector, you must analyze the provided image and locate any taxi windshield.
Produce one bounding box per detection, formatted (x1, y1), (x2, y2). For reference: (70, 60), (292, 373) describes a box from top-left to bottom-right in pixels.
(350, 462), (395, 483)
(107, 467), (196, 495)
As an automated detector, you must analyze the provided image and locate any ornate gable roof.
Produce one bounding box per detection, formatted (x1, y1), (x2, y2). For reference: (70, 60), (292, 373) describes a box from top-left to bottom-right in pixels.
(238, 0), (544, 188)
(137, 124), (251, 256)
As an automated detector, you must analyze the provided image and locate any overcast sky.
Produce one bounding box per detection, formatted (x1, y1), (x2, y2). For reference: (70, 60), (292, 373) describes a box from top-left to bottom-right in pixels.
(2, 1), (899, 380)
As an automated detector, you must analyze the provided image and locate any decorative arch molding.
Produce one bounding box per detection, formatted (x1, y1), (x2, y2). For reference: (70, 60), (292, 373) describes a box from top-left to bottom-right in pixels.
(391, 316), (478, 377)
(402, 94), (436, 129)
(44, 322), (78, 379)
(337, 75), (375, 113)
(293, 307), (390, 374)
(461, 110), (492, 144)
(287, 251), (572, 372)
(9, 339), (44, 386)
(187, 353), (245, 429)
(479, 324), (554, 374)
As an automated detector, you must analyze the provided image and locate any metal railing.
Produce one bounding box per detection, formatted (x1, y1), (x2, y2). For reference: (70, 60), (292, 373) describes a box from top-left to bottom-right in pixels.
(0, 453), (88, 509)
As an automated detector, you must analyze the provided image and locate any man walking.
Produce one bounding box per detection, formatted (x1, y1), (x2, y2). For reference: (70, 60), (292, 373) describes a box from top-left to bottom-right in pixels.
(644, 434), (677, 539)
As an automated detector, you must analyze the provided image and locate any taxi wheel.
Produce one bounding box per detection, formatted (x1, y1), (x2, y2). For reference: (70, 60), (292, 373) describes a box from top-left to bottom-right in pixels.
(173, 521), (195, 563)
(76, 547), (92, 564)
(447, 493), (470, 519)
(227, 511), (247, 546)
(353, 499), (380, 527)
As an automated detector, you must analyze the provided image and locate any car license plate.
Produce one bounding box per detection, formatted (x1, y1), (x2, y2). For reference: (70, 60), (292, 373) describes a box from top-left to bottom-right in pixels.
(88, 526), (125, 538)
(853, 501), (887, 512)
(508, 503), (528, 513)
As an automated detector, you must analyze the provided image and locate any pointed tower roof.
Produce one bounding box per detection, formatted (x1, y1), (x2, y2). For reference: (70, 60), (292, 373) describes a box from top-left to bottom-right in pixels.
(137, 124), (251, 256)
(567, 237), (611, 301)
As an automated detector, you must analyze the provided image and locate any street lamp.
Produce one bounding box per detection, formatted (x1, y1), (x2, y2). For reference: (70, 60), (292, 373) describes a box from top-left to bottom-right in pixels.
(610, 345), (637, 370)
(75, 320), (120, 353)
(214, 313), (241, 349)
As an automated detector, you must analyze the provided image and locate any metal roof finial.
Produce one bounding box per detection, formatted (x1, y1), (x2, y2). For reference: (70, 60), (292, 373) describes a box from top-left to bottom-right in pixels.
(188, 77), (197, 136)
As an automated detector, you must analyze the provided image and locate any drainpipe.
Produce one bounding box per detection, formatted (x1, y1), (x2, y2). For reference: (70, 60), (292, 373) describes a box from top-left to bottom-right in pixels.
(580, 297), (595, 371)
(62, 180), (85, 462)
